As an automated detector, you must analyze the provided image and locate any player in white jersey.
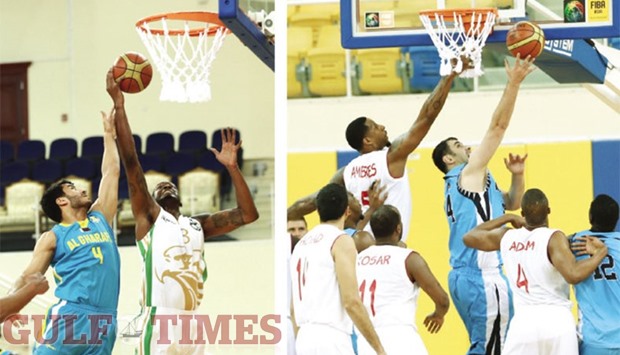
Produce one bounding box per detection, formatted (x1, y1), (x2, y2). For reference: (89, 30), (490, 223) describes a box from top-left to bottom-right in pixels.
(290, 183), (386, 355)
(356, 205), (449, 355)
(107, 70), (259, 354)
(287, 59), (471, 245)
(464, 188), (608, 355)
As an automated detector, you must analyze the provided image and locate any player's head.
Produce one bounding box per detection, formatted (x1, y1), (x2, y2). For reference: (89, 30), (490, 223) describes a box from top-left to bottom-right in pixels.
(370, 205), (402, 241)
(152, 181), (181, 208)
(287, 217), (308, 239)
(432, 137), (470, 173)
(316, 183), (349, 222)
(520, 188), (550, 227)
(345, 192), (363, 229)
(40, 179), (92, 223)
(589, 194), (619, 232)
(346, 117), (390, 153)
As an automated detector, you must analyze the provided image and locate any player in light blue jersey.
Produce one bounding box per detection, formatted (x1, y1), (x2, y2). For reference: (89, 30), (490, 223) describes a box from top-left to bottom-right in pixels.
(571, 194), (620, 355)
(431, 55), (535, 355)
(7, 106), (120, 354)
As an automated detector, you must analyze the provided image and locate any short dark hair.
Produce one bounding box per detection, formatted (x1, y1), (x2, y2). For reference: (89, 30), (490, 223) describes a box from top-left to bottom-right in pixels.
(345, 117), (368, 152)
(590, 194), (619, 231)
(370, 205), (401, 239)
(432, 137), (458, 173)
(40, 179), (72, 223)
(287, 216), (307, 225)
(316, 183), (348, 222)
(521, 188), (549, 226)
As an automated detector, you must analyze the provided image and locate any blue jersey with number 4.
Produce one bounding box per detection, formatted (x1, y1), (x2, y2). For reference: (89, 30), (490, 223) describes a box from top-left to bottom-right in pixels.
(444, 164), (506, 270)
(572, 230), (620, 349)
(50, 210), (120, 310)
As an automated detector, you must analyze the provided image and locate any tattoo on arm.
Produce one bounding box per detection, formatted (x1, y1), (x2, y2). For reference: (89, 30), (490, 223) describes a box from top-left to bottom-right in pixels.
(212, 209), (244, 228)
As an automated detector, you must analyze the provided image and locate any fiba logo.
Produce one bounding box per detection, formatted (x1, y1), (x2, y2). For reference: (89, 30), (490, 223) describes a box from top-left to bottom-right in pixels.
(564, 0), (585, 22)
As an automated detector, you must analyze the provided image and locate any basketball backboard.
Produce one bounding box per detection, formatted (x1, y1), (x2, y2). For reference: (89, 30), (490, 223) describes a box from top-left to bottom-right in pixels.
(219, 0), (275, 70)
(341, 0), (620, 48)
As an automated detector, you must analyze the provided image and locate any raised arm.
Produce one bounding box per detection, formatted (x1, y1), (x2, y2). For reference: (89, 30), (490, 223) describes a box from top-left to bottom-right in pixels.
(8, 232), (55, 299)
(287, 168), (345, 220)
(502, 153), (527, 210)
(461, 56), (535, 192)
(387, 71), (458, 177)
(463, 214), (524, 251)
(356, 179), (387, 231)
(406, 252), (449, 334)
(106, 69), (159, 239)
(549, 232), (608, 284)
(0, 273), (49, 323)
(89, 109), (120, 225)
(197, 128), (258, 238)
(332, 235), (386, 355)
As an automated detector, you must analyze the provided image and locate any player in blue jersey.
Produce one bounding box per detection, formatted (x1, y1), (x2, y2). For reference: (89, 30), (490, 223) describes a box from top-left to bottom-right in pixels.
(571, 194), (620, 355)
(431, 55), (535, 355)
(7, 108), (120, 354)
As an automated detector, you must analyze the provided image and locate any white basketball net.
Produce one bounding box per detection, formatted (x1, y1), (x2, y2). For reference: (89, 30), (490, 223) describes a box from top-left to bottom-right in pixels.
(136, 20), (227, 103)
(420, 10), (497, 78)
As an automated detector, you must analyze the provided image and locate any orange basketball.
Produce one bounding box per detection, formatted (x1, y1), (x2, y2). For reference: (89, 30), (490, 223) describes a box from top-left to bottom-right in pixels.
(506, 21), (546, 59)
(112, 52), (153, 93)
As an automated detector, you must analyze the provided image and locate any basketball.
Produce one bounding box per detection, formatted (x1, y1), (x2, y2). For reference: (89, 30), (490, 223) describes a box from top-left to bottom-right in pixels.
(506, 21), (546, 59)
(112, 52), (153, 93)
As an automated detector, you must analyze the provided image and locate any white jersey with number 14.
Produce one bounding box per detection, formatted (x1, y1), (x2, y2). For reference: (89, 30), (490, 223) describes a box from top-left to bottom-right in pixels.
(290, 224), (353, 334)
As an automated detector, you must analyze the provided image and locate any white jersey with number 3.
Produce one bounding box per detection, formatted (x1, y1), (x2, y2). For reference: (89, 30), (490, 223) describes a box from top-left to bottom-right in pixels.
(290, 224), (352, 334)
(500, 227), (571, 309)
(343, 148), (412, 241)
(356, 245), (419, 328)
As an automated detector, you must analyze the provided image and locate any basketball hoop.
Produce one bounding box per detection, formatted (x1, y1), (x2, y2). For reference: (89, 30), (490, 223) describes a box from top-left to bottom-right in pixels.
(419, 8), (498, 78)
(136, 12), (229, 103)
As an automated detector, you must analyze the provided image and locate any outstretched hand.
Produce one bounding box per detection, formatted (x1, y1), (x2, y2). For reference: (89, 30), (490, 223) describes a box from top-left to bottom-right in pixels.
(368, 179), (388, 210)
(504, 53), (536, 84)
(209, 128), (241, 169)
(423, 311), (445, 334)
(101, 108), (116, 139)
(504, 153), (528, 175)
(106, 68), (124, 105)
(571, 236), (607, 256)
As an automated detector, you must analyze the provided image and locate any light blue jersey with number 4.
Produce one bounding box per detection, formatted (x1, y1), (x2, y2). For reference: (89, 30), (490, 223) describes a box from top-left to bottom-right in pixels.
(50, 210), (120, 310)
(572, 230), (620, 350)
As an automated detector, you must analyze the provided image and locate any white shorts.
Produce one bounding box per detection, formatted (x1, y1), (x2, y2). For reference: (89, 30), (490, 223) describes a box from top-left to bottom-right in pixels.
(296, 324), (354, 355)
(138, 307), (207, 355)
(357, 325), (428, 355)
(503, 305), (578, 355)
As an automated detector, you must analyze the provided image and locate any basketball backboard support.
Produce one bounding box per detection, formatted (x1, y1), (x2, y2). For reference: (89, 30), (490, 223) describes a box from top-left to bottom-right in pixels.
(341, 0), (620, 49)
(218, 0), (275, 70)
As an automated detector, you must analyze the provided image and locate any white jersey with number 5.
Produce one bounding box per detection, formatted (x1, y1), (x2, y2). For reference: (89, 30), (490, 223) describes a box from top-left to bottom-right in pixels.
(290, 223), (353, 334)
(356, 245), (419, 328)
(500, 227), (571, 309)
(343, 148), (412, 241)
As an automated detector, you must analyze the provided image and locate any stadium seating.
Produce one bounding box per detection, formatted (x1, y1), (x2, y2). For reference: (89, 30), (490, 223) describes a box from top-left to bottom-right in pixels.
(179, 168), (220, 216)
(164, 152), (198, 182)
(287, 26), (314, 98)
(403, 46), (443, 92)
(16, 140), (45, 164)
(354, 48), (407, 94)
(31, 159), (63, 186)
(0, 180), (45, 233)
(0, 141), (14, 167)
(178, 130), (208, 155)
(49, 138), (78, 162)
(307, 25), (348, 96)
(81, 136), (104, 160)
(65, 157), (98, 180)
(145, 132), (174, 158)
